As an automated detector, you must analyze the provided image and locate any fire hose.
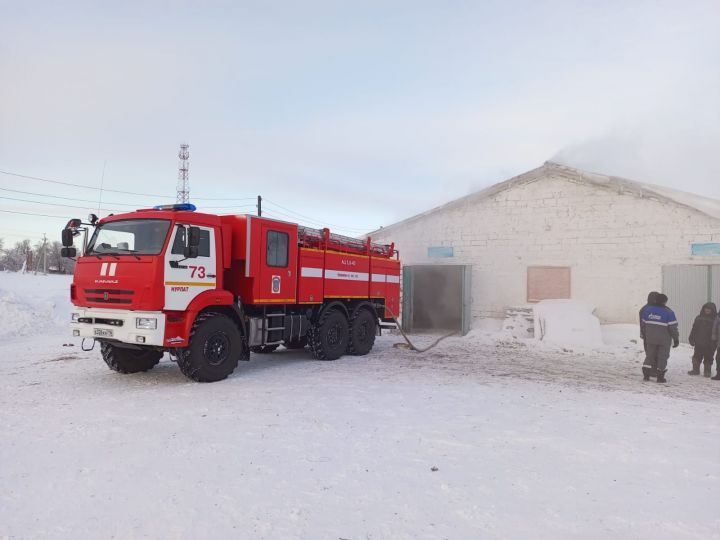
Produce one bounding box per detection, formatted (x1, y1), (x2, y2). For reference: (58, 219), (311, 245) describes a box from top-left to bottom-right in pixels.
(372, 303), (458, 353)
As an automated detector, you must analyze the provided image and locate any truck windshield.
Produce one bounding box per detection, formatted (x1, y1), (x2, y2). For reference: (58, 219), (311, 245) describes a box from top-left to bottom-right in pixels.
(87, 219), (171, 256)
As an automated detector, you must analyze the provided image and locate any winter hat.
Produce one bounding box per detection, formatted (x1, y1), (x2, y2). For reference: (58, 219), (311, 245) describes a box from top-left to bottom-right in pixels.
(700, 302), (717, 317)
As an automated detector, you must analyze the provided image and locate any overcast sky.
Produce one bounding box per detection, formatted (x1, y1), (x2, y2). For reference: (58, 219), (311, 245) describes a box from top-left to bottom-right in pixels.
(1, 0), (719, 245)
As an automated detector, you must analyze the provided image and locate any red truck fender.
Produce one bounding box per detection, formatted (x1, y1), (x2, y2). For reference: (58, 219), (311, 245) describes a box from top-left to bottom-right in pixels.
(164, 289), (238, 347)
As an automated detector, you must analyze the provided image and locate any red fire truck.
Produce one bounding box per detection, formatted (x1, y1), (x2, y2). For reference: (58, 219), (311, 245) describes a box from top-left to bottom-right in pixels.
(62, 204), (400, 382)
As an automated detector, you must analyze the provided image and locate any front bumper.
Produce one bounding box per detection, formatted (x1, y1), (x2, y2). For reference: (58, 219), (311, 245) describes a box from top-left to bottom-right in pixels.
(70, 307), (166, 347)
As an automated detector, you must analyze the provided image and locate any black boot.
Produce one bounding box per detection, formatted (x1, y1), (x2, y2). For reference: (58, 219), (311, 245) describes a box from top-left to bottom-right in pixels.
(657, 370), (667, 383)
(642, 367), (652, 381)
(712, 371), (720, 381)
(704, 365), (712, 378)
(688, 359), (700, 375)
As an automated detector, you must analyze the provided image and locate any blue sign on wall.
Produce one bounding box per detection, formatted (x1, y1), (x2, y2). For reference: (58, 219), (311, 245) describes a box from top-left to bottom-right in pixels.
(428, 246), (454, 258)
(691, 243), (720, 256)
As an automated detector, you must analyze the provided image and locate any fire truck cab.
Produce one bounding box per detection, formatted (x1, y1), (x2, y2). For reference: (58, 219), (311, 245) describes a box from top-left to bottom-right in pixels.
(63, 204), (400, 382)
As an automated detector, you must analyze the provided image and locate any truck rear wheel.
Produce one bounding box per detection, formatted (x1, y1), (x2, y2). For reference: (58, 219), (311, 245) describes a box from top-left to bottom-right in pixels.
(348, 308), (376, 356)
(309, 308), (348, 361)
(100, 342), (163, 374)
(177, 312), (244, 382)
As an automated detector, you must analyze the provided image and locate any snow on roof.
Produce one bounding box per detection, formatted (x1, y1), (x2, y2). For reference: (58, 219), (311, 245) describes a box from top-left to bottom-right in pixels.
(370, 161), (720, 235)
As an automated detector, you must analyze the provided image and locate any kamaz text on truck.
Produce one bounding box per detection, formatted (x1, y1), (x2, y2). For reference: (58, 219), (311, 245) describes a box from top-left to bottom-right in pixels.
(61, 204), (400, 382)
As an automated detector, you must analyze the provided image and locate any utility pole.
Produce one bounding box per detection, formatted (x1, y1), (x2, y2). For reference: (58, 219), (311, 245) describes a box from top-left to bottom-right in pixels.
(42, 234), (47, 275)
(257, 195), (262, 217)
(176, 143), (190, 203)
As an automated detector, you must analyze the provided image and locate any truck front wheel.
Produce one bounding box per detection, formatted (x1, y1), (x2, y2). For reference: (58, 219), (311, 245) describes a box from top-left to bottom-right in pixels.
(100, 342), (163, 374)
(309, 308), (349, 361)
(177, 312), (244, 382)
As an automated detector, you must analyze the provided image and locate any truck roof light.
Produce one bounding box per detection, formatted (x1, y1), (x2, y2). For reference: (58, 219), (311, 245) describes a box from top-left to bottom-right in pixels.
(152, 203), (197, 211)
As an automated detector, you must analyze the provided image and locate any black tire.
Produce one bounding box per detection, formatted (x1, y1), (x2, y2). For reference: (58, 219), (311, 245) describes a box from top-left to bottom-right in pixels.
(348, 308), (377, 356)
(283, 338), (308, 350)
(176, 312), (244, 382)
(308, 308), (349, 361)
(100, 342), (163, 374)
(250, 344), (279, 354)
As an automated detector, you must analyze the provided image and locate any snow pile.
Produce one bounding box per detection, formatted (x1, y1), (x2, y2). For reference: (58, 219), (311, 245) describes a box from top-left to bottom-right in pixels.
(501, 306), (535, 339)
(600, 324), (642, 348)
(533, 299), (603, 347)
(0, 272), (72, 340)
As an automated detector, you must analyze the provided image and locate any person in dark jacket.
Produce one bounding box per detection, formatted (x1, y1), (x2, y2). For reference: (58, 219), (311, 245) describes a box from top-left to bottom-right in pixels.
(712, 314), (720, 380)
(688, 302), (717, 377)
(640, 293), (679, 383)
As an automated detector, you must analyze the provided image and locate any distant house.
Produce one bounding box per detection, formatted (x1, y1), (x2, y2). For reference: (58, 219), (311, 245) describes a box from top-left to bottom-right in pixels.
(370, 162), (720, 340)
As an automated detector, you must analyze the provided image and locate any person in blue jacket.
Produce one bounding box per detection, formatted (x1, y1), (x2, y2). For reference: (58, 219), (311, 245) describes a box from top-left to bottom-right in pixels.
(639, 292), (660, 341)
(640, 293), (679, 383)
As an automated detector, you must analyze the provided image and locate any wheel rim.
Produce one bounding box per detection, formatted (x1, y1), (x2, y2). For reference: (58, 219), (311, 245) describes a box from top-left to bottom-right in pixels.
(357, 321), (369, 342)
(327, 322), (344, 347)
(205, 331), (230, 366)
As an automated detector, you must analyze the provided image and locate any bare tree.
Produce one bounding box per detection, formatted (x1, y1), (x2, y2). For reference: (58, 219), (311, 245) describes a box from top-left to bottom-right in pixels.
(47, 241), (75, 274)
(1, 239), (32, 271)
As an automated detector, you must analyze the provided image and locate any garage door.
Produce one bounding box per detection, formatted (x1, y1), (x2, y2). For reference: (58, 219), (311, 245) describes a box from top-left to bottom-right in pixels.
(662, 265), (720, 343)
(401, 265), (472, 335)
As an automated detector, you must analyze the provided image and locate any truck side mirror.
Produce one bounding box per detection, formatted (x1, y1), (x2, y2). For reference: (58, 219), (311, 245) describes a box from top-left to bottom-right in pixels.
(184, 226), (200, 258)
(61, 228), (74, 247)
(61, 247), (77, 258)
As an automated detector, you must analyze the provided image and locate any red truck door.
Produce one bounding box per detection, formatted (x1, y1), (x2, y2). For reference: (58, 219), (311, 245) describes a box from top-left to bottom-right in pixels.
(164, 223), (218, 310)
(256, 220), (298, 303)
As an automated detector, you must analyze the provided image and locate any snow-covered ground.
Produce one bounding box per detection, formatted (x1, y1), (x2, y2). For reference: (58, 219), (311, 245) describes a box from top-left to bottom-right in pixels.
(1, 273), (719, 539)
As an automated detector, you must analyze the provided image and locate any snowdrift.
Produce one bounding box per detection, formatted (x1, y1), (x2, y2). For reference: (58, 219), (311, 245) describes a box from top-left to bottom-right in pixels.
(533, 299), (603, 347)
(0, 272), (72, 340)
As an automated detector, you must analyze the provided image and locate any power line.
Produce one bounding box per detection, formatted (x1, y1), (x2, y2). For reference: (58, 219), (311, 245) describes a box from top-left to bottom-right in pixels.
(0, 195), (119, 213)
(263, 199), (369, 232)
(0, 187), (257, 210)
(261, 209), (367, 236)
(0, 169), (171, 198)
(0, 209), (70, 219)
(0, 169), (255, 201)
(1, 168), (372, 232)
(1, 232), (46, 240)
(0, 186), (143, 207)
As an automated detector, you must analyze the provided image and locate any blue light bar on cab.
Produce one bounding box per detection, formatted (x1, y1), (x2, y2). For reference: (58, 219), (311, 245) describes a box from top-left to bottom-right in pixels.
(153, 203), (197, 211)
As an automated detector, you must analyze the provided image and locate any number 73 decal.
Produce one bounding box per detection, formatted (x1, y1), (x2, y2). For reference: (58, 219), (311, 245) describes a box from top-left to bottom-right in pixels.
(189, 265), (206, 278)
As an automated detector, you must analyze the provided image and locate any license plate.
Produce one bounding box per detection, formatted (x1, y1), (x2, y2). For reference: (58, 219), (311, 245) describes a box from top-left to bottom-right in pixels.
(94, 328), (113, 338)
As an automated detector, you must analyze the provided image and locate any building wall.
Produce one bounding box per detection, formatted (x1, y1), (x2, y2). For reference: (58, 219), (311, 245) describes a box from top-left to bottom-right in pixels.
(372, 173), (720, 323)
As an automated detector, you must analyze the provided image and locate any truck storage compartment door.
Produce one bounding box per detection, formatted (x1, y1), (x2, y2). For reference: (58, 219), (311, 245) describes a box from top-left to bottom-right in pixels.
(256, 220), (298, 304)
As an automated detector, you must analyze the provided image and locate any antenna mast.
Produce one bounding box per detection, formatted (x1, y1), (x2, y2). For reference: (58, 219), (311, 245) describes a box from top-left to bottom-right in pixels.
(176, 143), (190, 203)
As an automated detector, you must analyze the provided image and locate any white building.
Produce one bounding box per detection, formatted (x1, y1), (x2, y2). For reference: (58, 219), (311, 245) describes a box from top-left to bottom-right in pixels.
(370, 162), (720, 339)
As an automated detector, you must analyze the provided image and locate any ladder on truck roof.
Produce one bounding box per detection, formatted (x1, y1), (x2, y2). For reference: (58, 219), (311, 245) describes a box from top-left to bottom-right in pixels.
(297, 226), (395, 258)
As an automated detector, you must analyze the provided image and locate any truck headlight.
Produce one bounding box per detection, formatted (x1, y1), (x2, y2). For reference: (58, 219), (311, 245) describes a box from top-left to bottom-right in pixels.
(71, 312), (80, 322)
(136, 317), (157, 330)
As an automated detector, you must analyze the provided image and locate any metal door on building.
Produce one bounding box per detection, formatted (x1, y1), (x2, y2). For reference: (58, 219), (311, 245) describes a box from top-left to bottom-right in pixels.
(401, 265), (472, 335)
(662, 265), (720, 343)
